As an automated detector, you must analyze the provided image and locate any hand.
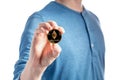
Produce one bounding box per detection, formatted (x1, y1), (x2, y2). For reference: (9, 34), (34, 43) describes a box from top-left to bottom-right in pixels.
(20, 21), (65, 80)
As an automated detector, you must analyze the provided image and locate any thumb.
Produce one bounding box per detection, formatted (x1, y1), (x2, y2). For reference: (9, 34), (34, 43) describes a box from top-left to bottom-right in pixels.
(40, 44), (61, 67)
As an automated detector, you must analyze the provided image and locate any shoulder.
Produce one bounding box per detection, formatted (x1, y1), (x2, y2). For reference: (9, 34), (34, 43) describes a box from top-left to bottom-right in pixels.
(28, 11), (44, 20)
(28, 5), (50, 21)
(86, 9), (100, 23)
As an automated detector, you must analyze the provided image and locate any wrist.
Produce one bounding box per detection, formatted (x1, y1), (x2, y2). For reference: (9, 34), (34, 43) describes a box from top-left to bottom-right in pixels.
(20, 59), (46, 80)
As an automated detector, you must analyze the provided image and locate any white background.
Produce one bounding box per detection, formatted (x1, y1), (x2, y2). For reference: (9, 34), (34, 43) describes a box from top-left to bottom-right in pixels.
(0, 0), (120, 80)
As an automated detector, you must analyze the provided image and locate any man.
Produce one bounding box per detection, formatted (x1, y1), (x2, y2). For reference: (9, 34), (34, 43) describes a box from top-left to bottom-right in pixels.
(14, 0), (105, 80)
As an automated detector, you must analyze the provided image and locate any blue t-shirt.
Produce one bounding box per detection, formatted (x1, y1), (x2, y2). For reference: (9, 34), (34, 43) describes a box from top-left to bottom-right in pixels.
(14, 1), (105, 80)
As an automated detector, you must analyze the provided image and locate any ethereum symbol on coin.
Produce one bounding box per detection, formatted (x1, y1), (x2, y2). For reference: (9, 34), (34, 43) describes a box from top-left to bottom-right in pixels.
(47, 29), (62, 43)
(52, 30), (57, 39)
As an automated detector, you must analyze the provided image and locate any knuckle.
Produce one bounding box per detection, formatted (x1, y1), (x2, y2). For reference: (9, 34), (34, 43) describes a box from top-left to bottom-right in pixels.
(51, 21), (57, 24)
(48, 21), (57, 26)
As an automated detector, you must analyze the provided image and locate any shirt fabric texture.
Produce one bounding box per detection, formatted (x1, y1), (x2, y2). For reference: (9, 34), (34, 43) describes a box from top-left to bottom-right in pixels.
(13, 1), (105, 80)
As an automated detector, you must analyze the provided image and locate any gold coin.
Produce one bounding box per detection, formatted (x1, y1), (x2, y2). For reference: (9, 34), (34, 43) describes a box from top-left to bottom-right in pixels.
(47, 29), (62, 43)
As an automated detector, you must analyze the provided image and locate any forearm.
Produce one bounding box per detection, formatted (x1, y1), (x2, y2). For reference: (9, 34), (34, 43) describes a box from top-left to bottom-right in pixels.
(20, 59), (46, 80)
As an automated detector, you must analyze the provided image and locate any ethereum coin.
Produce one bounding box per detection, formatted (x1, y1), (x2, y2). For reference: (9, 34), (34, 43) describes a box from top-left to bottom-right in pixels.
(47, 29), (62, 43)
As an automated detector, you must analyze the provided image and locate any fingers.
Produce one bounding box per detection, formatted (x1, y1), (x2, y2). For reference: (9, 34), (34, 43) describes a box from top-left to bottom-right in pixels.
(47, 21), (65, 34)
(38, 21), (57, 33)
(47, 20), (58, 28)
(37, 21), (65, 35)
(38, 22), (52, 34)
(58, 27), (65, 34)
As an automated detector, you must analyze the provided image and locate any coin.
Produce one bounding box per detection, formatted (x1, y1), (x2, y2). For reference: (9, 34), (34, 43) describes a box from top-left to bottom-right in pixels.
(47, 29), (62, 43)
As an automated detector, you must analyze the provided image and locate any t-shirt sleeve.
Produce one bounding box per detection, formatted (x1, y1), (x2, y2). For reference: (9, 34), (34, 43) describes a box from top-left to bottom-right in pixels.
(13, 13), (44, 80)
